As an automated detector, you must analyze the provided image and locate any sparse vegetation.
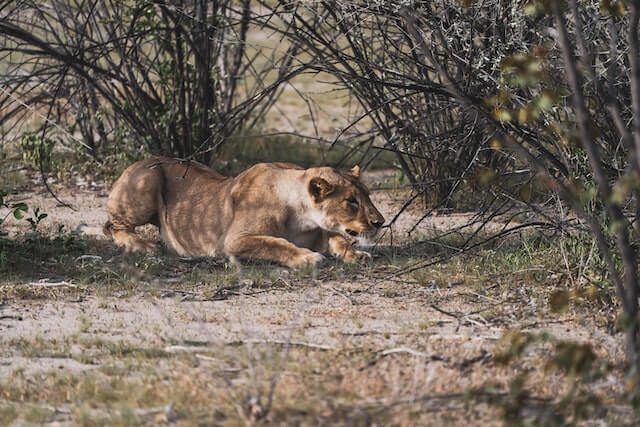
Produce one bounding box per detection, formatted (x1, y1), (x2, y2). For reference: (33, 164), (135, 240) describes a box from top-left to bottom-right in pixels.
(1, 0), (639, 424)
(0, 213), (631, 424)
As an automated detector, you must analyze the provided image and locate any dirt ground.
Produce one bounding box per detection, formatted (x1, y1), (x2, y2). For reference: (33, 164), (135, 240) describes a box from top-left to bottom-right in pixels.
(0, 175), (633, 425)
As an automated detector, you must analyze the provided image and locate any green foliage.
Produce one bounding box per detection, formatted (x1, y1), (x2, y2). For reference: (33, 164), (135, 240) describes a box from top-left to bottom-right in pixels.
(0, 192), (44, 235)
(523, 0), (554, 16)
(11, 202), (27, 220)
(549, 342), (599, 380)
(494, 330), (552, 365)
(600, 0), (626, 16)
(212, 132), (394, 175)
(213, 134), (334, 175)
(24, 207), (47, 231)
(484, 2), (640, 368)
(0, 224), (86, 274)
(611, 173), (640, 205)
(500, 53), (547, 88)
(19, 135), (56, 172)
(474, 330), (610, 425)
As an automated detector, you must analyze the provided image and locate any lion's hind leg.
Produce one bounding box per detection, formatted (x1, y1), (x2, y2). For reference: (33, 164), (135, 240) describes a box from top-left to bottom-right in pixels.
(104, 158), (165, 254)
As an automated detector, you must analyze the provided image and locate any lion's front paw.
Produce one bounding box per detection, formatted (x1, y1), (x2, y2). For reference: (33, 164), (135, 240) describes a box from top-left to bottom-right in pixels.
(343, 249), (372, 264)
(136, 240), (161, 254)
(291, 251), (326, 268)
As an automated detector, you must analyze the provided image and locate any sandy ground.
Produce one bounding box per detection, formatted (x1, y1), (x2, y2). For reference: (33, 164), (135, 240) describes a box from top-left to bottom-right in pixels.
(0, 175), (631, 425)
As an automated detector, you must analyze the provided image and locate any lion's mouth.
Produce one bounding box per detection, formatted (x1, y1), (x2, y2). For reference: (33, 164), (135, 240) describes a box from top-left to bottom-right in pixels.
(343, 228), (379, 246)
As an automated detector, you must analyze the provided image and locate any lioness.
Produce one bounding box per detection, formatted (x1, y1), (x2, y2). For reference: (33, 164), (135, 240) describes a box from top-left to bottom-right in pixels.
(103, 157), (385, 268)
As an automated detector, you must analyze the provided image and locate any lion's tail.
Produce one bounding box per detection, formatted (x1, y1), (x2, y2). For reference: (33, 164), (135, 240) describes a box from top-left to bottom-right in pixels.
(102, 220), (114, 240)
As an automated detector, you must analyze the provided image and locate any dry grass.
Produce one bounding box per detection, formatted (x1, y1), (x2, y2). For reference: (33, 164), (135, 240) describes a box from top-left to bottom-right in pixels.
(0, 184), (634, 425)
(1, 9), (633, 425)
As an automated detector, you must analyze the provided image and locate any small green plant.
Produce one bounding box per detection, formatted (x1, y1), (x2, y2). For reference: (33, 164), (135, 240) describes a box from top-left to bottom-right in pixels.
(24, 207), (47, 231)
(78, 314), (92, 334)
(0, 194), (48, 233)
(0, 223), (87, 275)
(0, 191), (29, 233)
(0, 404), (18, 426)
(19, 134), (56, 172)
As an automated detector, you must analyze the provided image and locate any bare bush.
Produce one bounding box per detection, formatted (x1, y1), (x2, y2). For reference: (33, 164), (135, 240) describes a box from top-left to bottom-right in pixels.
(0, 0), (301, 163)
(261, 0), (640, 383)
(260, 0), (560, 208)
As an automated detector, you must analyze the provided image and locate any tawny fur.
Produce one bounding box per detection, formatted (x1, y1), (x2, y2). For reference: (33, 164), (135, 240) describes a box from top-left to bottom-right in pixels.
(104, 156), (385, 268)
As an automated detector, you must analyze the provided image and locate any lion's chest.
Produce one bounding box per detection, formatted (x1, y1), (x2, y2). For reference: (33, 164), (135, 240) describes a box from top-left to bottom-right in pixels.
(283, 212), (324, 250)
(288, 228), (323, 250)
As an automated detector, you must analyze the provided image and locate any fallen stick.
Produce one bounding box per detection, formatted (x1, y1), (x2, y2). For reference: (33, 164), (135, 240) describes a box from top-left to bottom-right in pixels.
(235, 339), (336, 351)
(324, 285), (356, 305)
(166, 339), (336, 352)
(27, 280), (75, 287)
(380, 347), (429, 358)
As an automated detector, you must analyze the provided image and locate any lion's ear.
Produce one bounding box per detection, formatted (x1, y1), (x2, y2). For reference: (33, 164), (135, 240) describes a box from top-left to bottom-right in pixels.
(309, 177), (334, 201)
(350, 165), (360, 178)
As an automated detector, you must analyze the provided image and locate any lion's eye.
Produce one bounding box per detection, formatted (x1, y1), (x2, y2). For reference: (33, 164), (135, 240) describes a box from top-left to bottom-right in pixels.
(346, 197), (359, 207)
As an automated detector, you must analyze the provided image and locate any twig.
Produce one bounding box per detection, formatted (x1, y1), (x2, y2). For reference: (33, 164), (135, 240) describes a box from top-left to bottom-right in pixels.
(430, 304), (490, 330)
(194, 354), (218, 362)
(0, 399), (72, 415)
(462, 316), (487, 327)
(135, 403), (174, 417)
(430, 304), (461, 319)
(380, 347), (429, 357)
(26, 280), (75, 287)
(324, 285), (356, 305)
(164, 345), (206, 353)
(210, 284), (248, 300)
(229, 339), (336, 351)
(464, 291), (499, 304)
(459, 350), (492, 369)
(75, 255), (103, 262)
(168, 339), (336, 352)
(159, 288), (199, 296)
(352, 393), (466, 410)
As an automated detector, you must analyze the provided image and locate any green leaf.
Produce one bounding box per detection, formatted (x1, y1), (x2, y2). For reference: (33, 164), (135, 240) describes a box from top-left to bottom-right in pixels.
(600, 0), (626, 16)
(484, 90), (511, 107)
(548, 342), (597, 377)
(495, 330), (534, 365)
(12, 202), (28, 219)
(611, 173), (640, 205)
(493, 109), (512, 122)
(536, 89), (558, 111)
(489, 139), (502, 150)
(518, 107), (532, 124)
(518, 182), (533, 202)
(524, 0), (553, 16)
(500, 53), (545, 87)
(610, 219), (627, 234)
(476, 168), (498, 186)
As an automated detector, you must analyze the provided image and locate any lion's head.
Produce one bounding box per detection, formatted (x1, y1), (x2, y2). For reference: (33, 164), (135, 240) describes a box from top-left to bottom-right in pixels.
(307, 165), (385, 243)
